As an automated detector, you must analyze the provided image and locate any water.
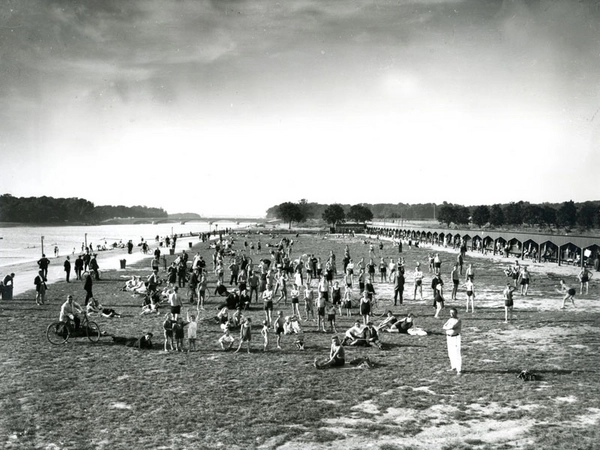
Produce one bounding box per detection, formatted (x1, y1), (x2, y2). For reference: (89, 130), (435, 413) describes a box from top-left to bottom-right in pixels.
(0, 222), (242, 268)
(0, 221), (248, 297)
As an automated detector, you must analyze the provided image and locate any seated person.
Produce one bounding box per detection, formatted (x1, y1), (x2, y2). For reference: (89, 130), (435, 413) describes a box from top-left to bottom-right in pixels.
(239, 289), (251, 310)
(214, 280), (229, 297)
(363, 322), (382, 349)
(59, 295), (83, 329)
(376, 311), (398, 331)
(314, 336), (345, 369)
(218, 328), (235, 350)
(103, 331), (154, 349)
(283, 315), (305, 350)
(387, 313), (427, 335)
(230, 307), (244, 329)
(86, 297), (122, 318)
(216, 306), (229, 327)
(342, 321), (364, 346)
(223, 289), (240, 310)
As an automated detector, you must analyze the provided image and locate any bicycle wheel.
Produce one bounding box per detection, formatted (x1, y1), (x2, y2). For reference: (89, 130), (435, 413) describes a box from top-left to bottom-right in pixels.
(86, 321), (101, 342)
(47, 322), (70, 345)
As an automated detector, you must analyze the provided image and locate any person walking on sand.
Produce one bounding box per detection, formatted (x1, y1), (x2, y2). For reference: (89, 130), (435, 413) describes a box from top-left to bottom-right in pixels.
(442, 308), (462, 375)
(559, 280), (576, 309)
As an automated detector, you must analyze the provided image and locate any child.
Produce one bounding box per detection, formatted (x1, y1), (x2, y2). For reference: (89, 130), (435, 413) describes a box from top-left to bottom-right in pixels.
(273, 311), (285, 349)
(284, 315), (305, 350)
(163, 313), (175, 352)
(343, 287), (352, 317)
(503, 283), (516, 323)
(235, 317), (252, 353)
(187, 311), (198, 352)
(327, 304), (337, 333)
(259, 320), (269, 352)
(304, 284), (315, 322)
(218, 328), (235, 350)
(290, 284), (301, 318)
(173, 316), (189, 352)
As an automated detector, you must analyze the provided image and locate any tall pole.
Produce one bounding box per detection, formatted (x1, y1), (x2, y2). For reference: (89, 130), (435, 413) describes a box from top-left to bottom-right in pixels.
(41, 236), (44, 256)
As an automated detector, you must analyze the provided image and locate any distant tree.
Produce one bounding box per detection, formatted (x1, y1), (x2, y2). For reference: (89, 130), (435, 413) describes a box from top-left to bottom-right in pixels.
(275, 202), (305, 229)
(522, 204), (543, 226)
(504, 202), (523, 225)
(298, 199), (313, 220)
(347, 204), (373, 223)
(489, 204), (505, 226)
(471, 205), (490, 227)
(322, 204), (346, 226)
(577, 202), (598, 229)
(437, 203), (456, 226)
(454, 206), (471, 225)
(540, 205), (557, 227)
(557, 200), (577, 228)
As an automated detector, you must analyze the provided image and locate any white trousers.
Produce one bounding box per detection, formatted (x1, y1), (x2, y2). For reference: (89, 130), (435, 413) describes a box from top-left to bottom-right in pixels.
(447, 335), (462, 372)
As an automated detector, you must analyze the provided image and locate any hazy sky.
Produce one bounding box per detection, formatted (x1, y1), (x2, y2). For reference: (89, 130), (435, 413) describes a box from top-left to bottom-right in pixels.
(1, 0), (599, 217)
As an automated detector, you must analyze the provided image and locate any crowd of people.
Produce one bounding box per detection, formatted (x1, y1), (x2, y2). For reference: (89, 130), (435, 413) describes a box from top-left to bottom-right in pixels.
(1, 227), (596, 377)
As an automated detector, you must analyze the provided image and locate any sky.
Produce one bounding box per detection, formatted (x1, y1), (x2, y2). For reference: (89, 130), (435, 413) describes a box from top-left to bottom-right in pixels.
(1, 0), (599, 217)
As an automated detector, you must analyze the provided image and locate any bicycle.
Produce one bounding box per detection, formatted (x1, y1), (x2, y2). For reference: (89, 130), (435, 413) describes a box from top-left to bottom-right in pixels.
(46, 312), (101, 345)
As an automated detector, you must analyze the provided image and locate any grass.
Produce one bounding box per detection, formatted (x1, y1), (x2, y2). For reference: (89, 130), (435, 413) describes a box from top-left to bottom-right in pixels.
(0, 231), (599, 449)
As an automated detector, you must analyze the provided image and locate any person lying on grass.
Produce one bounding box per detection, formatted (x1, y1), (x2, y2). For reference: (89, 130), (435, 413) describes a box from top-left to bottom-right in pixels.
(387, 313), (427, 335)
(376, 311), (398, 332)
(102, 331), (154, 349)
(86, 297), (122, 318)
(219, 327), (235, 351)
(314, 336), (345, 369)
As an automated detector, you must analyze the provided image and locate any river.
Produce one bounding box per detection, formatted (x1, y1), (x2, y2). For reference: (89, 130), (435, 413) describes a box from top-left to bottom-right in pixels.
(0, 221), (247, 297)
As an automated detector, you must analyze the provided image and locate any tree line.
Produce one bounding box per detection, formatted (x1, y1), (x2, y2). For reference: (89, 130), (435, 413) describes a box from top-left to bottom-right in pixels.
(267, 199), (600, 230)
(0, 194), (168, 224)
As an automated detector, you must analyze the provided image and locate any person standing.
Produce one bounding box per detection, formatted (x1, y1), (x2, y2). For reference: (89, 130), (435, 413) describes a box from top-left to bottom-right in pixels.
(89, 255), (100, 280)
(74, 255), (84, 281)
(83, 272), (94, 306)
(37, 254), (50, 281)
(578, 267), (593, 295)
(64, 256), (72, 283)
(413, 263), (424, 301)
(450, 263), (460, 300)
(34, 270), (47, 305)
(393, 268), (405, 306)
(503, 283), (515, 322)
(442, 308), (462, 375)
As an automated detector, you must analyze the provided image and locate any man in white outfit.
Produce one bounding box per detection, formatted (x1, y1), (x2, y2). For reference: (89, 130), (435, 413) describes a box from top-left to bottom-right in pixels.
(443, 307), (462, 375)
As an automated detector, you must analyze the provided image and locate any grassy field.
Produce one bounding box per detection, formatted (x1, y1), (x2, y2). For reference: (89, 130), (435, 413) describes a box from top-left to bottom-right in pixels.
(1, 232), (599, 450)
